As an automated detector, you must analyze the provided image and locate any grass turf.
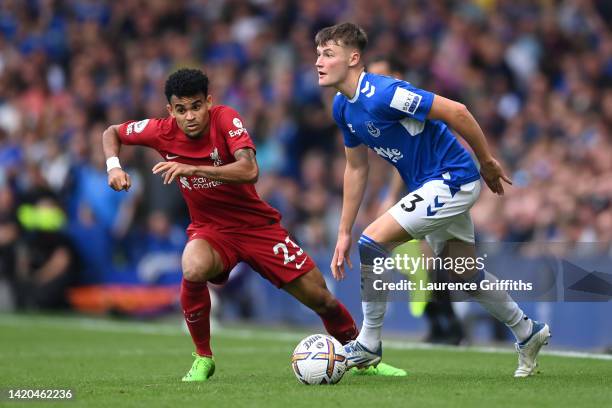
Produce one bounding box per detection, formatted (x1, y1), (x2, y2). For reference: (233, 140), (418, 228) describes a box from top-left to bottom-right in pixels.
(0, 314), (610, 408)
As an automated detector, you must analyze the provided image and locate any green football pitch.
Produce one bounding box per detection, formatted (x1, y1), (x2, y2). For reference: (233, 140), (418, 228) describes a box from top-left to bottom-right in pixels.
(1, 314), (610, 408)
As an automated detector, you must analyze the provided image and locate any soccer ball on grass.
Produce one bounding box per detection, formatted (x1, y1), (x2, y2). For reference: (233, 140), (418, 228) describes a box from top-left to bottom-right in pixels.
(291, 334), (347, 385)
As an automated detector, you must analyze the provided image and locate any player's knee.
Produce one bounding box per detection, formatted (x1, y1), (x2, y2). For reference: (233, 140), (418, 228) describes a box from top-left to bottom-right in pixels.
(358, 234), (389, 266)
(362, 223), (383, 242)
(182, 263), (206, 282)
(182, 240), (224, 282)
(182, 257), (219, 282)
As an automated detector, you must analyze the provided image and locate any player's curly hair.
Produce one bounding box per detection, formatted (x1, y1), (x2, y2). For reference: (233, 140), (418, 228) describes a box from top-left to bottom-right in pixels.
(315, 22), (368, 52)
(164, 68), (209, 102)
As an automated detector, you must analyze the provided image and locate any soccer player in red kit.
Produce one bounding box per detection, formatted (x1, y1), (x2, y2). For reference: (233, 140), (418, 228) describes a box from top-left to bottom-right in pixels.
(102, 68), (403, 381)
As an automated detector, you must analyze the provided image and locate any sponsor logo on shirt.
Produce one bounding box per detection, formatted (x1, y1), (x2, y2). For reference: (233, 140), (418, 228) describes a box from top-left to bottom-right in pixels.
(179, 176), (223, 190)
(374, 146), (404, 163)
(229, 117), (247, 138)
(390, 87), (421, 115)
(178, 148), (224, 190)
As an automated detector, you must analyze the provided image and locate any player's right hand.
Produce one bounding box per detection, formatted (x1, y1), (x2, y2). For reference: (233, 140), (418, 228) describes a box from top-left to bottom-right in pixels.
(331, 232), (353, 281)
(107, 168), (131, 192)
(480, 157), (512, 195)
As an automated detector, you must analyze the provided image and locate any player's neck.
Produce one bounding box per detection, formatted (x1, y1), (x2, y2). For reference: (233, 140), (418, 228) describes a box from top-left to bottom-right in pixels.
(336, 67), (365, 99)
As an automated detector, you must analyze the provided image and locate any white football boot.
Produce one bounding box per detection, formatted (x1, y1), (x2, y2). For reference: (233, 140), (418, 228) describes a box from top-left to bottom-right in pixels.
(514, 321), (551, 378)
(343, 340), (382, 368)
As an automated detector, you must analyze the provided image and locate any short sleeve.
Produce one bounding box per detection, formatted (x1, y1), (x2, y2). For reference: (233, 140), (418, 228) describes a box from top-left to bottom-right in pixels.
(117, 118), (161, 148)
(216, 107), (255, 155)
(376, 80), (434, 123)
(332, 95), (361, 148)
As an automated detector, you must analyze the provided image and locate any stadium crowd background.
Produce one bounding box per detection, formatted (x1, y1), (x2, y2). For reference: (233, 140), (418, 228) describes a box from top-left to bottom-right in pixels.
(0, 0), (611, 313)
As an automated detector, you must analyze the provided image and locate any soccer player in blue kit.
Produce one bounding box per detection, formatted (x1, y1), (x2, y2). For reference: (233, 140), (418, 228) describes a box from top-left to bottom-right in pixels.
(315, 23), (551, 377)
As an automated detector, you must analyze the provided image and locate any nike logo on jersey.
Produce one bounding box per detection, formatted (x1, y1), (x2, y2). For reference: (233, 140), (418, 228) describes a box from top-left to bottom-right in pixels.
(296, 257), (307, 269)
(166, 154), (179, 160)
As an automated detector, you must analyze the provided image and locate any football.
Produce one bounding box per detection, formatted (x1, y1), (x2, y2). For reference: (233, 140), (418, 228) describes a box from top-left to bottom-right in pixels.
(291, 334), (347, 385)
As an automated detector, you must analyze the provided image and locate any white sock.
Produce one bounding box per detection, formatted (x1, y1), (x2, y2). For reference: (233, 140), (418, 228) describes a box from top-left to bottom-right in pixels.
(509, 315), (533, 343)
(469, 270), (532, 342)
(356, 301), (386, 350)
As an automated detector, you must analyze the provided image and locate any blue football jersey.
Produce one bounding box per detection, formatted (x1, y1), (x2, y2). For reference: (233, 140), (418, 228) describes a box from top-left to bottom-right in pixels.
(332, 72), (480, 192)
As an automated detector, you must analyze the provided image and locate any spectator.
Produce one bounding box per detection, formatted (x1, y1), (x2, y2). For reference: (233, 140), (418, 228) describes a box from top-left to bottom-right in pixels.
(0, 0), (609, 300)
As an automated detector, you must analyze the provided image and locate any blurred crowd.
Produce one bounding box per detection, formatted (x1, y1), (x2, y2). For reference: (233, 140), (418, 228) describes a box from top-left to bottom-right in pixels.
(1, 0), (612, 309)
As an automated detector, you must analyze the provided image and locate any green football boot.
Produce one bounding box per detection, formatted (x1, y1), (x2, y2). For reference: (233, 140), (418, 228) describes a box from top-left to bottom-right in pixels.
(350, 362), (407, 377)
(182, 352), (216, 382)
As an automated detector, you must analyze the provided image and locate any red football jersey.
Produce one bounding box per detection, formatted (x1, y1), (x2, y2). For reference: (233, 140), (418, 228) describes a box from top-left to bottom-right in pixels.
(118, 105), (281, 230)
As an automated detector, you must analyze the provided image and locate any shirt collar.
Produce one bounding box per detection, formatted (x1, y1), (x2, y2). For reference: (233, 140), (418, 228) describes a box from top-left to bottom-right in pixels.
(348, 71), (366, 104)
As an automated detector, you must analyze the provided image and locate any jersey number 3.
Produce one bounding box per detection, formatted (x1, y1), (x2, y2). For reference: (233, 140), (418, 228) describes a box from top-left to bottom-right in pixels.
(401, 194), (423, 212)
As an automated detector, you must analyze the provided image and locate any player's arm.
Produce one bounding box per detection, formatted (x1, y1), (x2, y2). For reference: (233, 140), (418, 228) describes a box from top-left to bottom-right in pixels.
(332, 144), (369, 280)
(196, 147), (259, 183)
(151, 147), (259, 184)
(102, 124), (132, 192)
(428, 95), (512, 195)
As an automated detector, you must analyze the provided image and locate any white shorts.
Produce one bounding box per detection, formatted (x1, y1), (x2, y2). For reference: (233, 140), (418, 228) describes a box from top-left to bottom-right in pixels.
(388, 179), (481, 255)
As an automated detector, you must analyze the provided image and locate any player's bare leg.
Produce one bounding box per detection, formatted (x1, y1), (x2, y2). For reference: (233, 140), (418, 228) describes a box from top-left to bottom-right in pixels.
(180, 238), (225, 382)
(283, 266), (406, 376)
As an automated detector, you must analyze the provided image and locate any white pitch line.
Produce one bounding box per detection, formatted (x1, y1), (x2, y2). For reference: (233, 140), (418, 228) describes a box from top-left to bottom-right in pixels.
(1, 315), (611, 361)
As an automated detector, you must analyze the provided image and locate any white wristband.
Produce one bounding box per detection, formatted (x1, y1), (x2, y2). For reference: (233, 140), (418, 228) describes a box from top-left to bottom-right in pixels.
(106, 156), (121, 173)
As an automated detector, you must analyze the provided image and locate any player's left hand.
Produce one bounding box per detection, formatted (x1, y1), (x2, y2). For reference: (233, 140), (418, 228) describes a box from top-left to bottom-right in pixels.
(331, 232), (353, 281)
(480, 158), (512, 195)
(152, 161), (197, 184)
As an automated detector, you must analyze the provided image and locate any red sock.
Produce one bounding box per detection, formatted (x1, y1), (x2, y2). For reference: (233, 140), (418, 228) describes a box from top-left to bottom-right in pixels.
(318, 301), (359, 344)
(180, 278), (212, 357)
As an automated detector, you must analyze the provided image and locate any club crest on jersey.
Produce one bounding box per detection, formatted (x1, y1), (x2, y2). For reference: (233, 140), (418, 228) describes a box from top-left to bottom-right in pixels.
(210, 147), (223, 167)
(179, 176), (192, 190)
(366, 121), (380, 137)
(374, 146), (403, 163)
